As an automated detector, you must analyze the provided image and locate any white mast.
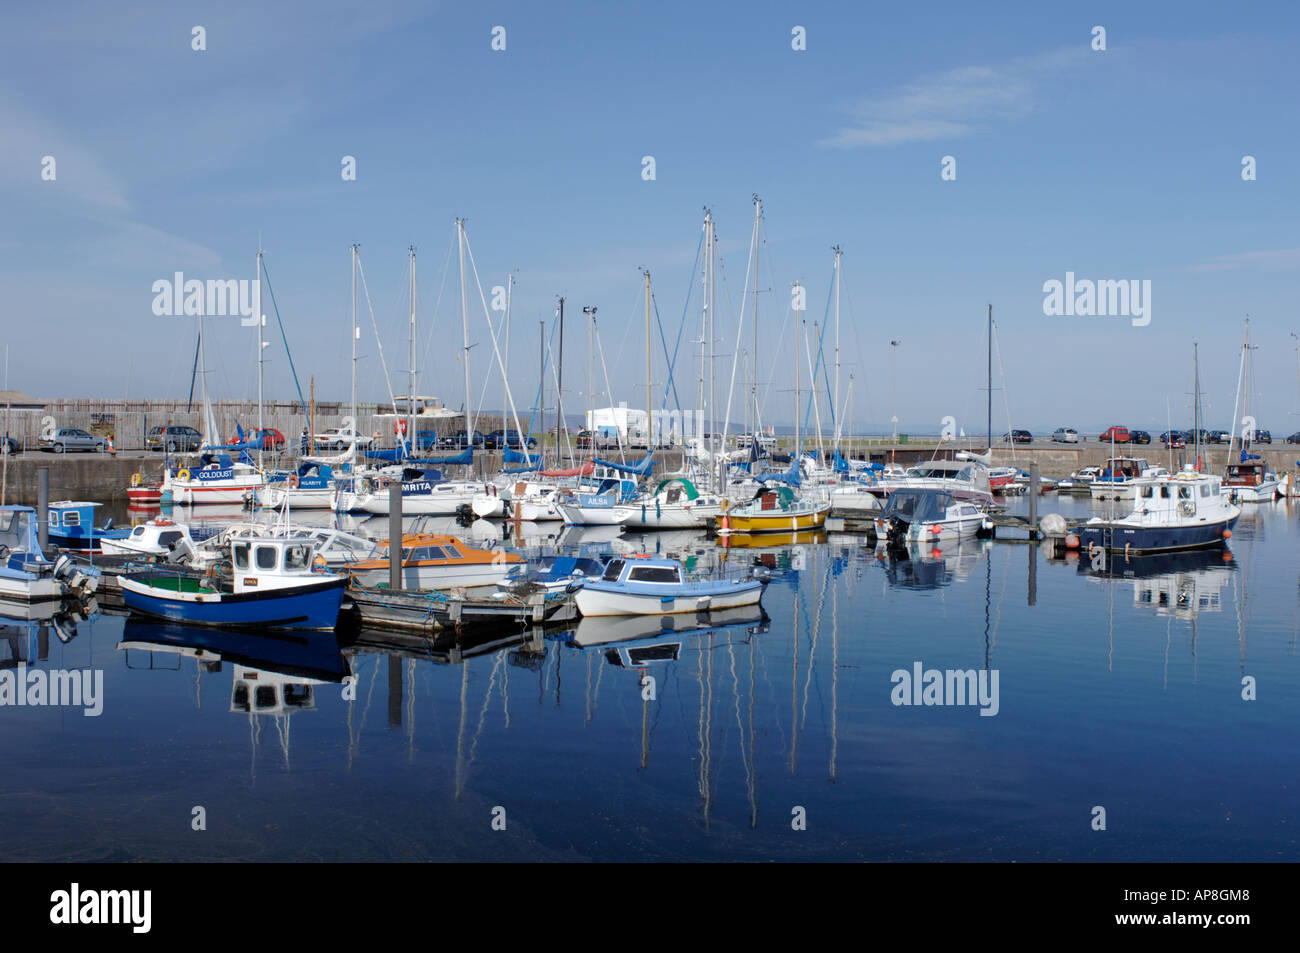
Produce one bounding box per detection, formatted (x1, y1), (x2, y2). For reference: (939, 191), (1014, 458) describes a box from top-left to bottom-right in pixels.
(257, 246), (264, 471)
(794, 281), (801, 456)
(832, 245), (841, 452)
(457, 219), (474, 442)
(408, 245), (417, 454)
(350, 243), (358, 465)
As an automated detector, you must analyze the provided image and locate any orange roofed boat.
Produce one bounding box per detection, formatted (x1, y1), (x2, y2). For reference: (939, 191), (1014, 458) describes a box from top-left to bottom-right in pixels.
(345, 534), (524, 590)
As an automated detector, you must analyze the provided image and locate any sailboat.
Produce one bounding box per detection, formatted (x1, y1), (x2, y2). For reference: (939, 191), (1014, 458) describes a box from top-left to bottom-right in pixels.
(1222, 318), (1281, 503)
(163, 314), (266, 504)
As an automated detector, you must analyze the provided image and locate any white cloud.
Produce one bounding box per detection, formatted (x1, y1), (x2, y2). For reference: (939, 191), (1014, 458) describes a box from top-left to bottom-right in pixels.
(1193, 249), (1300, 272)
(820, 47), (1089, 148)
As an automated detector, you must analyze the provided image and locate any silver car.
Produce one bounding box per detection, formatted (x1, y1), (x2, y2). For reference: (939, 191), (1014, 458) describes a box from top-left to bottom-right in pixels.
(40, 428), (106, 453)
(1051, 427), (1080, 443)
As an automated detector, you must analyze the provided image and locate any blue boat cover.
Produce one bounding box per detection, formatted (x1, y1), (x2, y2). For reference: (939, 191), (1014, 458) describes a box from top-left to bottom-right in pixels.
(592, 452), (654, 477)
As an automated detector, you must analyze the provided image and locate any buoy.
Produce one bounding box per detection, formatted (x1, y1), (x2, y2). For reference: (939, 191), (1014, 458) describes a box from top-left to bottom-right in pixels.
(1064, 533), (1080, 550)
(930, 524), (943, 536)
(130, 472), (142, 487)
(931, 548), (942, 559)
(1222, 529), (1232, 539)
(288, 474), (300, 489)
(177, 468), (191, 482)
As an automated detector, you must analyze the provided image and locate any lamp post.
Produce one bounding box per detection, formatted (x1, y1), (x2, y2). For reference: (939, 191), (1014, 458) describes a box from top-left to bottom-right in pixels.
(890, 340), (901, 443)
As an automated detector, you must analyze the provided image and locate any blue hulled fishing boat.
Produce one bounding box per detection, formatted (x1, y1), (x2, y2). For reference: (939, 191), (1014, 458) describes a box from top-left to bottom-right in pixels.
(118, 536), (345, 630)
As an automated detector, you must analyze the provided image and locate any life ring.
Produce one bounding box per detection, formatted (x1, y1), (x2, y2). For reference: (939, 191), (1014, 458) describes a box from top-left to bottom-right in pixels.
(177, 468), (191, 482)
(288, 474), (300, 489)
(130, 473), (142, 487)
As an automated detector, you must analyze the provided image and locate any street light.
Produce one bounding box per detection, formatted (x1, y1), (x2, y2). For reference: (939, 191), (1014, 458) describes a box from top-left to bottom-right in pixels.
(890, 340), (901, 443)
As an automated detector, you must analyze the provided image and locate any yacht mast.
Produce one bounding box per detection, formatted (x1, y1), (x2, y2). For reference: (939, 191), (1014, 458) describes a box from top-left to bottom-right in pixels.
(457, 220), (474, 445)
(408, 245), (416, 455)
(794, 281), (802, 456)
(645, 271), (652, 457)
(750, 197), (761, 441)
(257, 246), (264, 470)
(350, 243), (358, 462)
(833, 245), (841, 451)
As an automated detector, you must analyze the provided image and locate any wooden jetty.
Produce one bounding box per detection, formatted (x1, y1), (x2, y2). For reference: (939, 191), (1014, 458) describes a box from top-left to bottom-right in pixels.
(346, 584), (579, 634)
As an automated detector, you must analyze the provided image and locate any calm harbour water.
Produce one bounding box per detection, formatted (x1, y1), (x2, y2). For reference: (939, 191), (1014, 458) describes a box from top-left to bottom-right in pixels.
(2, 494), (1298, 862)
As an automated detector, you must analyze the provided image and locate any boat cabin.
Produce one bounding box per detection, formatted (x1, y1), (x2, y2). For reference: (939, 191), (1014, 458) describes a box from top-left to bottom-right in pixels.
(229, 537), (323, 593)
(1101, 457), (1151, 480)
(748, 486), (798, 511)
(1132, 473), (1225, 516)
(0, 506), (48, 570)
(879, 489), (962, 525)
(600, 557), (684, 585)
(1224, 460), (1271, 487)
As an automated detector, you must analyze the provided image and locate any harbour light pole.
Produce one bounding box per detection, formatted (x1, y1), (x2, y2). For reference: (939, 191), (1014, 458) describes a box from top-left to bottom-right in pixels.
(890, 340), (901, 443)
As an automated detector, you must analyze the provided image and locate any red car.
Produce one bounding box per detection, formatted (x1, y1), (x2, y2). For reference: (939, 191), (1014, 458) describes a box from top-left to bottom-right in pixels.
(228, 427), (286, 450)
(1099, 426), (1130, 443)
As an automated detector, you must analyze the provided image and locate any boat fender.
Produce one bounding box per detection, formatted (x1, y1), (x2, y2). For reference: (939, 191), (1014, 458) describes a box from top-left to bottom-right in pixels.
(177, 468), (191, 481)
(288, 474), (300, 489)
(1222, 529), (1232, 539)
(130, 472), (142, 487)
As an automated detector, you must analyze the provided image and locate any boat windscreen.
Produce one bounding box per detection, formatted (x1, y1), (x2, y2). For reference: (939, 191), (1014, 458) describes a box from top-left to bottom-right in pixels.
(881, 490), (954, 523)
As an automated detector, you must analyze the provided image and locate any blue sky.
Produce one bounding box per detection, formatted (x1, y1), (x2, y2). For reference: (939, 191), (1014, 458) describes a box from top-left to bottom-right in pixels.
(2, 0), (1299, 435)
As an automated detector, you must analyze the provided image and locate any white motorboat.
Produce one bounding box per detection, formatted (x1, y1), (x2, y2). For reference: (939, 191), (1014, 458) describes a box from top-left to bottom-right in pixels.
(874, 488), (991, 545)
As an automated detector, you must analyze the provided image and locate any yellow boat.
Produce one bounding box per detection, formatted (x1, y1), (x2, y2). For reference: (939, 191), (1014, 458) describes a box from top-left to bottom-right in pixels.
(717, 528), (827, 549)
(716, 487), (830, 534)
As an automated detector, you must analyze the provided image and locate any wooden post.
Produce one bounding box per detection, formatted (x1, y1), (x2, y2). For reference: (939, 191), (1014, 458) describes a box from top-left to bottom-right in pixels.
(37, 467), (49, 552)
(1028, 461), (1039, 534)
(388, 482), (402, 590)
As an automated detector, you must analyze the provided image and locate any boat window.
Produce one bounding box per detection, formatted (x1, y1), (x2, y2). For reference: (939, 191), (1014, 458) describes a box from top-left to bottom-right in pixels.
(424, 546), (448, 560)
(961, 506), (978, 516)
(443, 543), (461, 558)
(233, 542), (250, 569)
(256, 545), (278, 570)
(132, 526), (146, 536)
(1211, 484), (1219, 496)
(628, 565), (681, 583)
(408, 547), (429, 560)
(1140, 486), (1154, 499)
(62, 511), (80, 526)
(255, 686), (278, 710)
(1200, 484), (1211, 498)
(158, 531), (183, 547)
(602, 559), (625, 581)
(1159, 486), (1170, 498)
(1178, 486), (1192, 499)
(284, 545), (311, 570)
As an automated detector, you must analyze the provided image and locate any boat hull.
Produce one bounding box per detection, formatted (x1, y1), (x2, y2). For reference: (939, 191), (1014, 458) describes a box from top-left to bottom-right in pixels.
(718, 504), (829, 534)
(575, 579), (764, 617)
(348, 561), (517, 590)
(1074, 515), (1238, 554)
(119, 574), (346, 630)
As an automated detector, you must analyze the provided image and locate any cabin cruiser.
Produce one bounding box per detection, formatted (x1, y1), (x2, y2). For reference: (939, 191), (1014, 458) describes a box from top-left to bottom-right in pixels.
(1057, 467), (1104, 493)
(345, 534), (525, 590)
(867, 454), (995, 507)
(1222, 457), (1281, 503)
(99, 518), (201, 562)
(1074, 468), (1239, 553)
(1088, 457), (1166, 501)
(874, 488), (990, 546)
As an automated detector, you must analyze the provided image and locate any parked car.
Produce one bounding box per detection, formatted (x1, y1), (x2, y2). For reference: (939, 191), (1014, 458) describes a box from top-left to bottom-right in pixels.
(146, 425), (203, 452)
(1159, 430), (1186, 448)
(1001, 430), (1032, 444)
(1, 435), (19, 455)
(1099, 426), (1130, 443)
(1129, 430), (1151, 445)
(1287, 432), (1300, 445)
(485, 429), (538, 450)
(413, 429), (440, 452)
(576, 428), (621, 450)
(228, 427), (286, 450)
(1205, 429), (1230, 444)
(440, 429), (485, 449)
(1253, 429), (1271, 444)
(39, 428), (105, 453)
(313, 427), (373, 450)
(1051, 428), (1079, 443)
